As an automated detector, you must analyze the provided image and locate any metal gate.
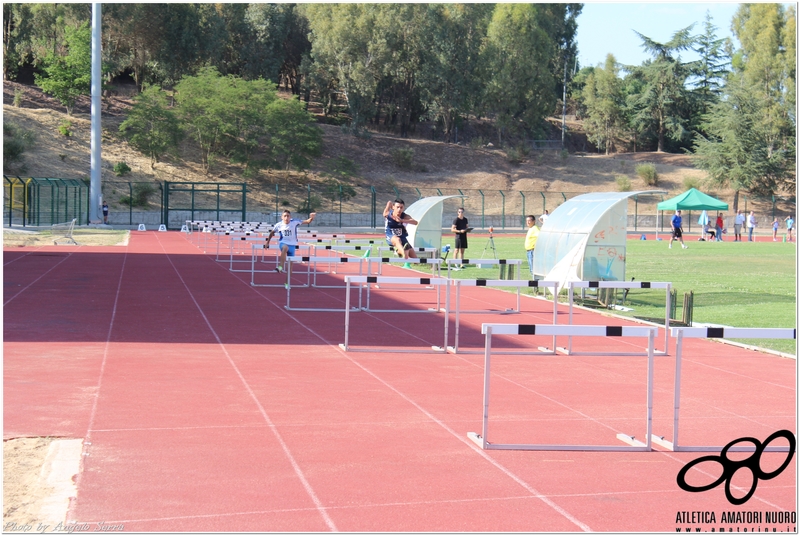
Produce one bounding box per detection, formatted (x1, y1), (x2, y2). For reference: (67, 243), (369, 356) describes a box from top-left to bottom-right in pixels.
(163, 181), (247, 229)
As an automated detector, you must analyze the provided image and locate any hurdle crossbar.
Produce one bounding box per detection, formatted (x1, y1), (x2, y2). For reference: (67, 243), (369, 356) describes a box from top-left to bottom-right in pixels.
(652, 326), (797, 452)
(448, 279), (560, 354)
(561, 281), (672, 356)
(446, 258), (522, 279)
(339, 275), (450, 353)
(367, 256), (442, 277)
(468, 323), (656, 451)
(360, 262), (444, 311)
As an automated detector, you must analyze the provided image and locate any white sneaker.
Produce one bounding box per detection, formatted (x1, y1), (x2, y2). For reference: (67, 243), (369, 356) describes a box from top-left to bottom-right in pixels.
(682, 244), (688, 249)
(668, 244), (672, 249)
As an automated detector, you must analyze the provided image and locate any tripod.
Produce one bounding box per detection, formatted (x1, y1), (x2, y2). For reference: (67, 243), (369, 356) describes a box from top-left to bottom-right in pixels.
(481, 227), (497, 260)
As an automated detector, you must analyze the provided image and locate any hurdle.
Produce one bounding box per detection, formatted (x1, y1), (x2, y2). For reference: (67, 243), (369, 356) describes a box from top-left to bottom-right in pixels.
(560, 281), (672, 356)
(215, 231), (270, 264)
(446, 258), (522, 280)
(377, 246), (439, 261)
(468, 323), (656, 451)
(651, 326), (797, 452)
(448, 280), (560, 354)
(249, 244), (310, 288)
(286, 254), (366, 293)
(242, 241), (316, 274)
(368, 257), (442, 277)
(361, 260), (444, 312)
(339, 275), (449, 353)
(284, 256), (366, 312)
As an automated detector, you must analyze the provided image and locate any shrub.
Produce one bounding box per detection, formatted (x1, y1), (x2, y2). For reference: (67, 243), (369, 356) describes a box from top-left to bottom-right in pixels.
(119, 183), (156, 207)
(324, 179), (357, 202)
(390, 147), (414, 170)
(3, 122), (36, 172)
(683, 175), (701, 190)
(113, 162), (132, 176)
(297, 194), (323, 215)
(13, 88), (24, 108)
(469, 136), (486, 149)
(615, 174), (632, 192)
(327, 156), (359, 179)
(58, 120), (73, 137)
(560, 148), (569, 161)
(505, 146), (525, 165)
(636, 163), (658, 186)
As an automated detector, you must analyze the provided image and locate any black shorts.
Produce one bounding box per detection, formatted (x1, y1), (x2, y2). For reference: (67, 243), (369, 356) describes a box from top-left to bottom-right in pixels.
(672, 227), (682, 238)
(455, 234), (468, 249)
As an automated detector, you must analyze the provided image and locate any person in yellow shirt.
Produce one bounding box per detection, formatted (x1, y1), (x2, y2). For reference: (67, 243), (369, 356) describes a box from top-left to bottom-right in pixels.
(524, 214), (539, 277)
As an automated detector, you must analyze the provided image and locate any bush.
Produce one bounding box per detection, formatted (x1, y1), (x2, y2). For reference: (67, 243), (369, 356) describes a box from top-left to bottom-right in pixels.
(390, 147), (414, 170)
(636, 163), (658, 186)
(560, 148), (569, 161)
(505, 146), (525, 165)
(119, 183), (156, 207)
(13, 88), (24, 108)
(469, 136), (486, 149)
(297, 194), (323, 215)
(3, 122), (36, 172)
(615, 174), (632, 192)
(58, 120), (73, 137)
(113, 162), (132, 176)
(327, 156), (359, 179)
(323, 179), (357, 202)
(683, 176), (701, 190)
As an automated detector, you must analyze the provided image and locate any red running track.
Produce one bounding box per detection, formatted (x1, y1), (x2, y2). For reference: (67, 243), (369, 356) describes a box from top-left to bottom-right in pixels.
(3, 231), (796, 532)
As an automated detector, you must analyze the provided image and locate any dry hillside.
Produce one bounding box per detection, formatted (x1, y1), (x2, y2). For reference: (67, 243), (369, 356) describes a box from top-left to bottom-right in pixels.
(3, 80), (787, 218)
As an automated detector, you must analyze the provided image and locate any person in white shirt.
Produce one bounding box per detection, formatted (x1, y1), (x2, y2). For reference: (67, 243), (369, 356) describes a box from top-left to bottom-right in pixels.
(747, 211), (757, 242)
(539, 210), (549, 225)
(266, 210), (316, 273)
(734, 210), (745, 241)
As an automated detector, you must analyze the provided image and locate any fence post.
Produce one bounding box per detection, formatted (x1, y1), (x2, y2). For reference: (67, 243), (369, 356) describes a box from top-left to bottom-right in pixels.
(457, 189), (464, 208)
(540, 192), (546, 215)
(371, 186), (376, 228)
(307, 183), (311, 217)
(339, 184), (343, 227)
(499, 190), (505, 229)
(479, 190), (485, 228)
(520, 192), (526, 228)
(634, 195), (638, 232)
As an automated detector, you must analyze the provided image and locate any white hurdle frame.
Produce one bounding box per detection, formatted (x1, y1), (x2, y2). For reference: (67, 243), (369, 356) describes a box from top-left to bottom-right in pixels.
(285, 256), (367, 312)
(445, 258), (522, 279)
(339, 275), (450, 353)
(652, 326), (797, 452)
(468, 323), (656, 451)
(248, 244), (310, 288)
(561, 281), (672, 356)
(361, 260), (444, 312)
(367, 256), (442, 277)
(448, 280), (560, 354)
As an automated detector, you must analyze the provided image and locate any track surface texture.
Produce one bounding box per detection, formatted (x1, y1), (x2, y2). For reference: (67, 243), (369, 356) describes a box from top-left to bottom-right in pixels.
(4, 231), (796, 532)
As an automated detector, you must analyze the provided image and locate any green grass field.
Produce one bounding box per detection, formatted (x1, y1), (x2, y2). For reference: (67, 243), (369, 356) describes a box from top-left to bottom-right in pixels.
(408, 234), (797, 355)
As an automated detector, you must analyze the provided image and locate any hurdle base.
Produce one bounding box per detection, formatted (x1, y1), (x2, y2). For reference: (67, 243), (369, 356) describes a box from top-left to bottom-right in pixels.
(616, 433), (649, 448)
(649, 435), (793, 452)
(467, 432), (486, 449)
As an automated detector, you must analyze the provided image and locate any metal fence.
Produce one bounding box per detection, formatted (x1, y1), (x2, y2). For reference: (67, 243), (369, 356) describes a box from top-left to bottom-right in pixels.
(4, 176), (89, 227)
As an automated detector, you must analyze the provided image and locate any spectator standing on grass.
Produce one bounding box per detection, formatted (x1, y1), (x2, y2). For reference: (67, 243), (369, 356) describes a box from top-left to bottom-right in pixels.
(383, 199), (418, 262)
(451, 207), (469, 264)
(266, 210), (316, 273)
(524, 215), (539, 276)
(669, 210), (688, 249)
(747, 211), (757, 241)
(715, 213), (724, 241)
(102, 201), (109, 225)
(772, 218), (780, 241)
(786, 215), (794, 242)
(734, 209), (745, 241)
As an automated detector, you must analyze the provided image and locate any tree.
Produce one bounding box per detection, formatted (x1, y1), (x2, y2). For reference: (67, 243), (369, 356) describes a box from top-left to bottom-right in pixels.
(480, 4), (558, 143)
(174, 67), (276, 174)
(626, 25), (696, 152)
(35, 22), (93, 115)
(693, 81), (793, 202)
(119, 85), (183, 169)
(582, 54), (625, 154)
(263, 96), (323, 171)
(418, 4), (491, 142)
(690, 12), (730, 120)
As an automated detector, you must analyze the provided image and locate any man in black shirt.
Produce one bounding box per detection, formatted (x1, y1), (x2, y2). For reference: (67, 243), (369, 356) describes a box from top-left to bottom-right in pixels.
(451, 208), (470, 264)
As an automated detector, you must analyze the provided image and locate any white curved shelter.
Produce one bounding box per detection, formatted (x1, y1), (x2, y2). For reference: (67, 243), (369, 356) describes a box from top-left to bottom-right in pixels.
(534, 191), (665, 288)
(405, 195), (464, 251)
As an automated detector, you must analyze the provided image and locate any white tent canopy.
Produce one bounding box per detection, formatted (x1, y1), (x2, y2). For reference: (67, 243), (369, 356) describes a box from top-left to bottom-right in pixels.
(534, 191), (665, 288)
(405, 195), (464, 251)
